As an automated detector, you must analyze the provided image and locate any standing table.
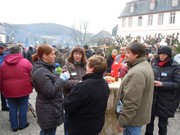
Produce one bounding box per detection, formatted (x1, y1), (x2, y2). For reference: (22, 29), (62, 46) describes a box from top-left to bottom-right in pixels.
(99, 78), (121, 135)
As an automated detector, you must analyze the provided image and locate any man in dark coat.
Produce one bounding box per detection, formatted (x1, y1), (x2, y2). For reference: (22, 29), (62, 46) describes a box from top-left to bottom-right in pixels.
(106, 49), (118, 73)
(145, 46), (180, 135)
(83, 45), (93, 59)
(26, 46), (35, 63)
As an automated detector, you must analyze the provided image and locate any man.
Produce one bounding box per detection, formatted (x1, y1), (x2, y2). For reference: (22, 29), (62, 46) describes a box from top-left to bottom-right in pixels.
(0, 42), (9, 111)
(106, 49), (118, 73)
(26, 46), (35, 63)
(115, 41), (154, 135)
(111, 45), (126, 77)
(83, 45), (93, 59)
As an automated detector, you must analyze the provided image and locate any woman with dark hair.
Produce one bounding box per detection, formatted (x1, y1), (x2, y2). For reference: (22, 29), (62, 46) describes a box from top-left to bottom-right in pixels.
(0, 45), (32, 132)
(62, 46), (87, 135)
(62, 46), (87, 96)
(31, 44), (70, 135)
(63, 55), (110, 135)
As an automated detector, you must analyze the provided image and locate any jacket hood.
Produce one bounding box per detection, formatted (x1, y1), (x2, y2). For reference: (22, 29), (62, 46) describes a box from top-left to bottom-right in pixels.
(4, 54), (23, 65)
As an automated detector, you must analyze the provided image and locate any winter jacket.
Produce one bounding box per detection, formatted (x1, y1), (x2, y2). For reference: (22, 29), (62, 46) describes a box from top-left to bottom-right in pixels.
(151, 58), (180, 118)
(0, 50), (9, 65)
(115, 57), (154, 127)
(26, 49), (35, 63)
(85, 50), (93, 59)
(0, 54), (32, 97)
(62, 60), (86, 96)
(31, 60), (65, 129)
(106, 54), (115, 73)
(63, 73), (110, 135)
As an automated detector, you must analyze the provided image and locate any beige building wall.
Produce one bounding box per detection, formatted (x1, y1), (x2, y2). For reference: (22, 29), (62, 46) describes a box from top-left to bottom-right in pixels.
(118, 11), (180, 40)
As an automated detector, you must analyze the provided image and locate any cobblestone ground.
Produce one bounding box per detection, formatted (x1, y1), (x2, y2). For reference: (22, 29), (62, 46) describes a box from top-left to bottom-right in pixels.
(0, 90), (180, 135)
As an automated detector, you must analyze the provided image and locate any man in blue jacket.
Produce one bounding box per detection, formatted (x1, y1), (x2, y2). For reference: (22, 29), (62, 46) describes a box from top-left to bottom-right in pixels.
(0, 42), (9, 111)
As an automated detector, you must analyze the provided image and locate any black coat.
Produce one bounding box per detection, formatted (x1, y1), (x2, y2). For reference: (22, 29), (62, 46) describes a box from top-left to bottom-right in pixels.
(151, 58), (180, 118)
(63, 73), (110, 135)
(106, 54), (114, 73)
(31, 60), (65, 129)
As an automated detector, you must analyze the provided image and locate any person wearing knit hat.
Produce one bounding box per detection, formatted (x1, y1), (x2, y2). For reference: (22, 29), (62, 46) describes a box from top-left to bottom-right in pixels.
(158, 46), (172, 57)
(145, 46), (180, 135)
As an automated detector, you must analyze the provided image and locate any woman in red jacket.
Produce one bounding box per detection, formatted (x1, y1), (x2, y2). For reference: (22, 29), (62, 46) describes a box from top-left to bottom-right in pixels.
(0, 45), (33, 132)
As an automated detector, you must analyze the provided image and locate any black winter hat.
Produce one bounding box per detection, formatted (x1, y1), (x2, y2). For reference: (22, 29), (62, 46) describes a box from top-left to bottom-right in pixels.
(158, 46), (172, 57)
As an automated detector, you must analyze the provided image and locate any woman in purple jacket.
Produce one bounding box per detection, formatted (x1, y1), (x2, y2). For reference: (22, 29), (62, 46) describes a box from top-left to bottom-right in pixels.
(0, 45), (33, 132)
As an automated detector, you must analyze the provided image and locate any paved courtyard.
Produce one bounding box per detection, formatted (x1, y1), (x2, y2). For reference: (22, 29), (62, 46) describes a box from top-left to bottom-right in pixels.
(0, 90), (180, 135)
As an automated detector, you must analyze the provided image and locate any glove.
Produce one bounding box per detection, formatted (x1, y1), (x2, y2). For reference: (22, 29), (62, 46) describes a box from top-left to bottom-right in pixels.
(60, 72), (70, 81)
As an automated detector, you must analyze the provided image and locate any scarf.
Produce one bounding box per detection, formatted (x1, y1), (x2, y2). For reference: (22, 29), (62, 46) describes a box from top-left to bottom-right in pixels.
(158, 59), (169, 67)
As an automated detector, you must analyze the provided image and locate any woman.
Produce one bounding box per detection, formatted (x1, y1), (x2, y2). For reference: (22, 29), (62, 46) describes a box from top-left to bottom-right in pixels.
(31, 44), (70, 135)
(62, 46), (87, 96)
(62, 46), (87, 135)
(63, 55), (110, 135)
(0, 45), (32, 132)
(145, 46), (180, 135)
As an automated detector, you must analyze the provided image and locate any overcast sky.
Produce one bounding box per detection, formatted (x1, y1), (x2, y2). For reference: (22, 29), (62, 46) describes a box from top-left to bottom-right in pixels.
(0, 0), (131, 34)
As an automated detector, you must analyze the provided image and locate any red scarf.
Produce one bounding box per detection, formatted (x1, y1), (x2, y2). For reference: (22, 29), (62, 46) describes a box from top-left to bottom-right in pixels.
(158, 59), (169, 67)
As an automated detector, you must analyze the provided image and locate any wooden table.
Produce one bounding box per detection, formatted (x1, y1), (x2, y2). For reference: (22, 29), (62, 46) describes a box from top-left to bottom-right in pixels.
(99, 78), (121, 135)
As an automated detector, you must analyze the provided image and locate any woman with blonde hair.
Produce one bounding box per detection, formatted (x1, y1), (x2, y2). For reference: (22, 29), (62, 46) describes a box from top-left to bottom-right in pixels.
(64, 55), (110, 135)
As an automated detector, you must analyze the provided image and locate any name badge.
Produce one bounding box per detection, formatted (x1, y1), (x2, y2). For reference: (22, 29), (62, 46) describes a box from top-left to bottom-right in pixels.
(161, 72), (167, 77)
(71, 72), (77, 76)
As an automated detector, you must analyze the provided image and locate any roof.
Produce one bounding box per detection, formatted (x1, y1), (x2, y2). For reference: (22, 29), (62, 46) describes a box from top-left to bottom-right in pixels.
(119, 0), (180, 18)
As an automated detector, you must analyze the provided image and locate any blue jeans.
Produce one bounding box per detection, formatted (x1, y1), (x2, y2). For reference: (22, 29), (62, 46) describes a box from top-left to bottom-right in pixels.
(7, 95), (29, 129)
(40, 127), (57, 135)
(123, 126), (142, 135)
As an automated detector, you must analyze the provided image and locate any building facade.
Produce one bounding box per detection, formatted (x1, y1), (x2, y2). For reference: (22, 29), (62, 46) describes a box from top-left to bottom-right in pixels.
(0, 23), (6, 43)
(118, 0), (180, 41)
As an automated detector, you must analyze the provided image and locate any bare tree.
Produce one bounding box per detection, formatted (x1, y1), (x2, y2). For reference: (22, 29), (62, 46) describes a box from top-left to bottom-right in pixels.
(72, 20), (89, 45)
(142, 34), (164, 47)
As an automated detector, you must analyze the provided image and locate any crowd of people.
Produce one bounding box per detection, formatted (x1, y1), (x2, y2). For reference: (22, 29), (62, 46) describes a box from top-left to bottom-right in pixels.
(0, 41), (180, 135)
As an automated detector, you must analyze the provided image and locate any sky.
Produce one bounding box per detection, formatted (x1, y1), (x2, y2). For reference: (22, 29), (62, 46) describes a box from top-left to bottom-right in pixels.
(0, 0), (131, 34)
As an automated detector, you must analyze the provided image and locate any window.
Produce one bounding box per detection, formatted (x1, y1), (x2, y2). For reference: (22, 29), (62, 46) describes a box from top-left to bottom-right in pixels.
(128, 17), (133, 27)
(150, 0), (156, 10)
(130, 3), (135, 13)
(138, 16), (142, 26)
(169, 12), (176, 24)
(158, 14), (164, 25)
(122, 18), (126, 27)
(148, 15), (153, 25)
(172, 0), (178, 7)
